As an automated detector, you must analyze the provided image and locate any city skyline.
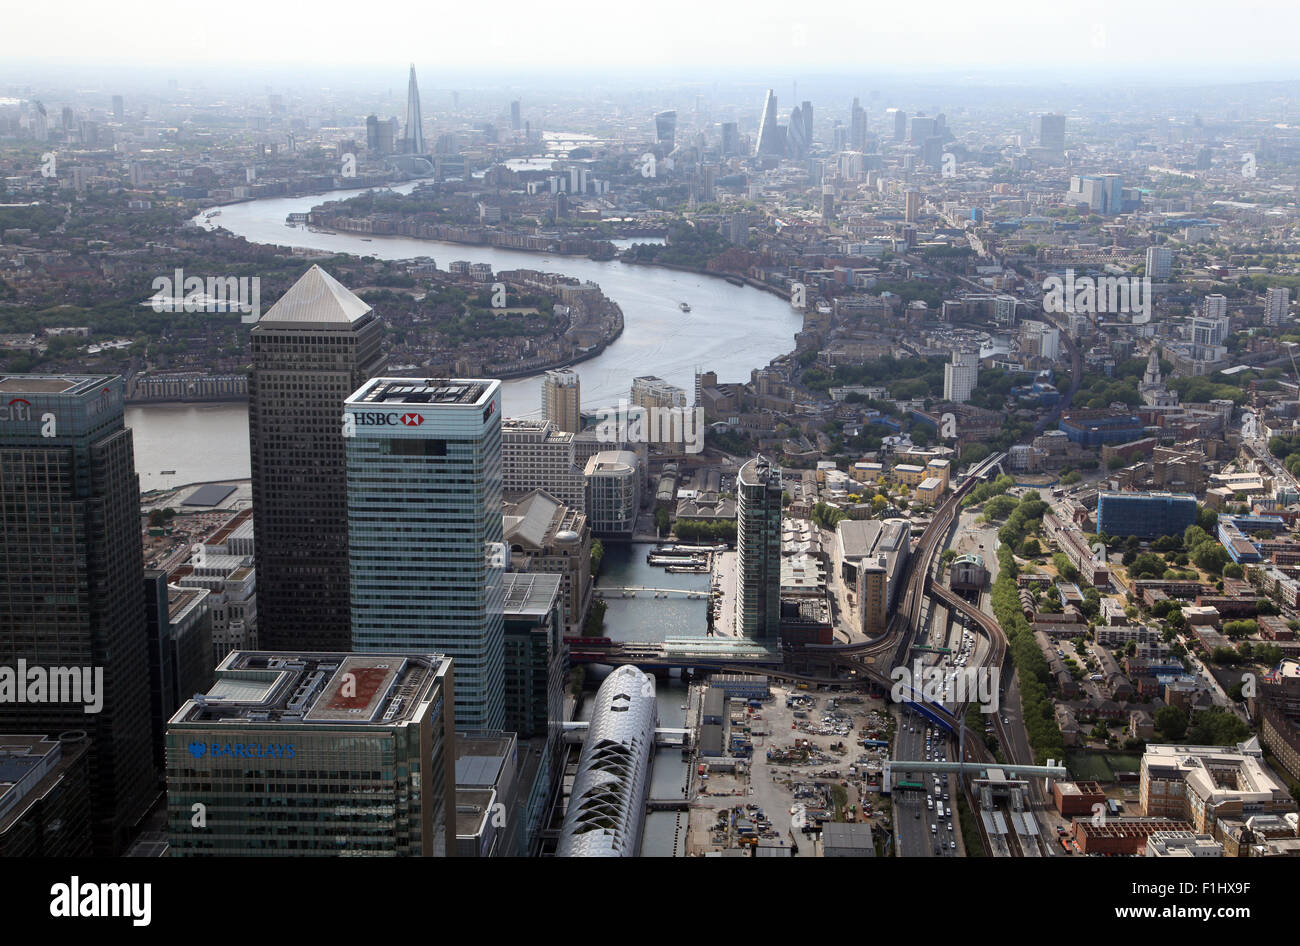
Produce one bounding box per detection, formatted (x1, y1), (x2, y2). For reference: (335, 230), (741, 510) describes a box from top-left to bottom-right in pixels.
(4, 1), (1300, 79)
(4, 0), (1300, 883)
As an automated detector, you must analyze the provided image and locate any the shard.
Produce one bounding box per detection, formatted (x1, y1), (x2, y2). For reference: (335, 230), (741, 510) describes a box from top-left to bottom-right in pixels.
(404, 63), (425, 155)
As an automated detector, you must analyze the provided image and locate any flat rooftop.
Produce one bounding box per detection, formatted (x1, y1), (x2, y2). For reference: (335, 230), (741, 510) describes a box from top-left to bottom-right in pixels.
(304, 656), (402, 722)
(502, 572), (562, 618)
(182, 483), (237, 507)
(352, 378), (492, 406)
(455, 731), (515, 789)
(167, 586), (208, 624)
(0, 734), (88, 834)
(455, 788), (497, 838)
(0, 375), (108, 396)
(171, 651), (448, 727)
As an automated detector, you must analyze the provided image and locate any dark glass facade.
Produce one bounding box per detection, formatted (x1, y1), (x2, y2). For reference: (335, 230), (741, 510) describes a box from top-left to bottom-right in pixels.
(249, 277), (384, 652)
(0, 375), (156, 854)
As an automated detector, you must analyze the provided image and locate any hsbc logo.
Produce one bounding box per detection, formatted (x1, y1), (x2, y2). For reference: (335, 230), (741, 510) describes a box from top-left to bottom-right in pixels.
(348, 411), (428, 427)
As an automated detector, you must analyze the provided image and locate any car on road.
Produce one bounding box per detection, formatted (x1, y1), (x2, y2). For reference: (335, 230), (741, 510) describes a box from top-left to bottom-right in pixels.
(950, 840), (956, 849)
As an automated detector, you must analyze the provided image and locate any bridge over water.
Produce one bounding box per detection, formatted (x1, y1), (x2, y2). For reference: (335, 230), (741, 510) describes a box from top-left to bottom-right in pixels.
(594, 586), (711, 598)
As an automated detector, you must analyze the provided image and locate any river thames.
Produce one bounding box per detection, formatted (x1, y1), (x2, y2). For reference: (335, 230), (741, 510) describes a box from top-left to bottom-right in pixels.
(127, 183), (800, 487)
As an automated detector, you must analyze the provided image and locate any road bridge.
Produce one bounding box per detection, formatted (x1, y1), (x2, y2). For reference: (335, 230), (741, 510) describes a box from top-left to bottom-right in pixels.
(885, 760), (1067, 780)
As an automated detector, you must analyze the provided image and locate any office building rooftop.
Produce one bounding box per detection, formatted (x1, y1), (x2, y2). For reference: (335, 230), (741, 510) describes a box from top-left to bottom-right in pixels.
(258, 264), (372, 325)
(170, 651), (449, 727)
(351, 377), (493, 406)
(502, 572), (563, 619)
(0, 375), (106, 395)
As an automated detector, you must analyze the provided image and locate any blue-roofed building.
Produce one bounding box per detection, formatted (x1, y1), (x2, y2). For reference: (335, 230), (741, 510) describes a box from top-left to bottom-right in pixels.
(1096, 491), (1197, 540)
(1218, 514), (1287, 564)
(1060, 410), (1146, 447)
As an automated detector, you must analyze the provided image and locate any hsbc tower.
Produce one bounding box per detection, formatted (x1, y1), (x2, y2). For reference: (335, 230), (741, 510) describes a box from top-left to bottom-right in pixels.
(344, 377), (504, 730)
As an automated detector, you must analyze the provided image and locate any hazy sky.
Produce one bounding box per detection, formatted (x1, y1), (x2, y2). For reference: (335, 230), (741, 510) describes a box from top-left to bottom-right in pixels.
(4, 0), (1299, 80)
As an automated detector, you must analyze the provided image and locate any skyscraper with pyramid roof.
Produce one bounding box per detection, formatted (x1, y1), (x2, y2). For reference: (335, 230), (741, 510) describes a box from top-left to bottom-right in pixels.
(249, 265), (385, 650)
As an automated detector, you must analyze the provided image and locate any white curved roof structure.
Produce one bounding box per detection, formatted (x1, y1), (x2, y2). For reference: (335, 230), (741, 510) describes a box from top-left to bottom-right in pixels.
(556, 666), (658, 857)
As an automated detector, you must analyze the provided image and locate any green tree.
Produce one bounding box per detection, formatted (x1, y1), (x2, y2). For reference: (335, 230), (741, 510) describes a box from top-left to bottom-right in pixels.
(582, 599), (607, 636)
(1186, 709), (1250, 745)
(1155, 704), (1188, 740)
(1191, 542), (1229, 575)
(1052, 552), (1079, 583)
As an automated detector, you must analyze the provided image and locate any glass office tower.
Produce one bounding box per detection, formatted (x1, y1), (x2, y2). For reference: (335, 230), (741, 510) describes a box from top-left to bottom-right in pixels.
(736, 455), (783, 639)
(166, 651), (456, 856)
(345, 378), (505, 729)
(0, 374), (155, 855)
(249, 265), (384, 652)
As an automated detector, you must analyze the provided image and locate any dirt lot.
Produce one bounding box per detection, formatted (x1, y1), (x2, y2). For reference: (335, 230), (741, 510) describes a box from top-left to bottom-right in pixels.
(685, 682), (895, 856)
